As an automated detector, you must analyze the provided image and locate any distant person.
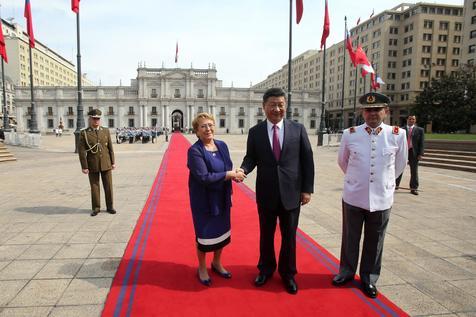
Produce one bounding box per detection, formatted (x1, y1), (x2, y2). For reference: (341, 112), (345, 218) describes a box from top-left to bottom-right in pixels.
(239, 88), (315, 295)
(58, 127), (63, 137)
(333, 92), (407, 298)
(187, 113), (245, 286)
(78, 109), (117, 217)
(395, 115), (424, 195)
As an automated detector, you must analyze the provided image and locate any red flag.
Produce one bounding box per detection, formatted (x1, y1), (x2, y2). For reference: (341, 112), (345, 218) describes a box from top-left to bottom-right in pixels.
(345, 31), (356, 66)
(320, 0), (330, 49)
(24, 0), (35, 48)
(72, 0), (80, 13)
(296, 0), (303, 24)
(0, 22), (8, 63)
(175, 42), (178, 63)
(355, 45), (375, 76)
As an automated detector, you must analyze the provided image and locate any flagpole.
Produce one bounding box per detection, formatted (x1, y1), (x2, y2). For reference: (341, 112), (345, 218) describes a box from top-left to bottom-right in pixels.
(287, 0), (293, 119)
(28, 44), (38, 133)
(318, 44), (327, 143)
(74, 9), (84, 153)
(1, 58), (9, 131)
(340, 17), (347, 131)
(352, 36), (359, 126)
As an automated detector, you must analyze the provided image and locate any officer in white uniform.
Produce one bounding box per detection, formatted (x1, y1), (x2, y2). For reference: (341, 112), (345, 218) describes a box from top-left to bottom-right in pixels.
(332, 92), (407, 299)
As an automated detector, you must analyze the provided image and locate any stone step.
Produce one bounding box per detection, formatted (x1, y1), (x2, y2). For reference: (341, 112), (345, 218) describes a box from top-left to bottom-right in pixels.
(420, 161), (476, 173)
(424, 152), (476, 162)
(0, 143), (16, 162)
(422, 157), (476, 168)
(425, 149), (476, 157)
(0, 156), (17, 163)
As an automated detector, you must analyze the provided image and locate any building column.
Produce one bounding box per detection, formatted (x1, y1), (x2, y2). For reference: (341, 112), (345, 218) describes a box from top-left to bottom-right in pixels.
(139, 105), (144, 127)
(144, 105), (148, 127)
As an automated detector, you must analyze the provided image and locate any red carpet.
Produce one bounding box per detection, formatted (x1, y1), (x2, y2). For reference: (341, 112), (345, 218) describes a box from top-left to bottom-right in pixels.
(102, 133), (408, 317)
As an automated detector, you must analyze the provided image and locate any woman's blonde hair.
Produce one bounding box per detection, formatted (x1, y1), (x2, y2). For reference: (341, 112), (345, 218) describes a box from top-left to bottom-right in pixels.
(192, 112), (215, 133)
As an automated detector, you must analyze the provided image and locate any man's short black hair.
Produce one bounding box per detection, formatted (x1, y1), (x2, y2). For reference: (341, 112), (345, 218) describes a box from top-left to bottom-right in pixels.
(263, 88), (286, 102)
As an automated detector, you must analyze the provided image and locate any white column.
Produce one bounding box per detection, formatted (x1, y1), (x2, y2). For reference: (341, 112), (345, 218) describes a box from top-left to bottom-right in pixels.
(139, 105), (144, 127)
(144, 105), (148, 127)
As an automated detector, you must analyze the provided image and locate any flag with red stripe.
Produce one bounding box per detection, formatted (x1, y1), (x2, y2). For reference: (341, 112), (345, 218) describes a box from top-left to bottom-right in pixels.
(296, 0), (303, 24)
(320, 0), (330, 49)
(345, 31), (356, 66)
(72, 0), (80, 13)
(0, 22), (8, 63)
(24, 0), (35, 48)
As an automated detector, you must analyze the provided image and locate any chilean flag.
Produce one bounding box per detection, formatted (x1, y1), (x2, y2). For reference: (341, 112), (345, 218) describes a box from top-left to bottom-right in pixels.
(320, 0), (330, 49)
(72, 0), (80, 13)
(345, 31), (356, 66)
(296, 0), (303, 24)
(24, 0), (35, 48)
(0, 22), (8, 63)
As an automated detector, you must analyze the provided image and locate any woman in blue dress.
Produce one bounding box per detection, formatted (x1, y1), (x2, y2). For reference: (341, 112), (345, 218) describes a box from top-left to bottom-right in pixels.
(187, 113), (245, 286)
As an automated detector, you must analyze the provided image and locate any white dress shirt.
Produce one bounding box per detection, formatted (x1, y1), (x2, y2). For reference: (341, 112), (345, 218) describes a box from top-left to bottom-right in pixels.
(266, 119), (284, 150)
(337, 123), (408, 211)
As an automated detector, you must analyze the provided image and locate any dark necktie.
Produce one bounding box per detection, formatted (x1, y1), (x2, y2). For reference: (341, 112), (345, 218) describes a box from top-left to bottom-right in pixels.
(272, 124), (281, 161)
(408, 127), (413, 149)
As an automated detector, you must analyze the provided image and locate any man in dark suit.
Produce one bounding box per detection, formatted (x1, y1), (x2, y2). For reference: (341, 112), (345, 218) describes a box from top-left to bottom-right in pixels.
(396, 115), (424, 195)
(239, 88), (315, 294)
(78, 109), (117, 216)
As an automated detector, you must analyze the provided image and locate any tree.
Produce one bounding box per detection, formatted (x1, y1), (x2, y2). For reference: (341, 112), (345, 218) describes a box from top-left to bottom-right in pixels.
(414, 69), (476, 133)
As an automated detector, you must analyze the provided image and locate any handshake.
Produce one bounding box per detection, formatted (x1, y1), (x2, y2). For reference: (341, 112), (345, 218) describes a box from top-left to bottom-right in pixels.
(227, 168), (246, 183)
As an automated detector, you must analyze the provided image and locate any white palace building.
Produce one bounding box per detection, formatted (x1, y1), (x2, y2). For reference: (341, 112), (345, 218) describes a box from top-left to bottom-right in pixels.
(13, 66), (321, 134)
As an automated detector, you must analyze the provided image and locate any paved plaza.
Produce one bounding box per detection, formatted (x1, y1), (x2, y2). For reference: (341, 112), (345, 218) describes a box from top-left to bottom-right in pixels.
(0, 133), (475, 316)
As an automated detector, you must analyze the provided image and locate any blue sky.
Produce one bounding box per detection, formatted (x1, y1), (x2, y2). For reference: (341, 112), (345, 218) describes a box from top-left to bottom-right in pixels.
(1, 0), (464, 87)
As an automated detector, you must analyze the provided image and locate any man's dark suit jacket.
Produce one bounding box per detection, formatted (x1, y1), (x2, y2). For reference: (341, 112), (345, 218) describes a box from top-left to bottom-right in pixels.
(405, 125), (425, 157)
(241, 119), (314, 211)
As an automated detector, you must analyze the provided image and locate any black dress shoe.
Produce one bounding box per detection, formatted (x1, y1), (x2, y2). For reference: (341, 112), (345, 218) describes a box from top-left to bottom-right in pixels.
(254, 274), (270, 287)
(197, 270), (211, 287)
(410, 190), (419, 195)
(106, 209), (117, 214)
(90, 210), (99, 217)
(332, 274), (354, 286)
(211, 264), (232, 279)
(361, 283), (378, 298)
(282, 278), (298, 295)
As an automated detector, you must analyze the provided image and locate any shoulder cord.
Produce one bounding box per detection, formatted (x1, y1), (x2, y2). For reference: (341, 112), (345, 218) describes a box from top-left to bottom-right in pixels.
(83, 130), (102, 154)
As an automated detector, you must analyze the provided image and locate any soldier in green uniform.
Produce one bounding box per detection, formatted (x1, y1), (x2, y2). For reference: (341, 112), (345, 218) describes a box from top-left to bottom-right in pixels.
(78, 109), (117, 216)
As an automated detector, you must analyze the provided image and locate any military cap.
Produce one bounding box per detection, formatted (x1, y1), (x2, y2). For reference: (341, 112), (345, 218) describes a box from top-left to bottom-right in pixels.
(359, 92), (390, 108)
(88, 109), (102, 118)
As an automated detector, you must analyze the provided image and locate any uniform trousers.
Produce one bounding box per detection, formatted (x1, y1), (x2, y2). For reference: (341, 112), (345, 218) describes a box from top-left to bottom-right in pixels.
(338, 201), (390, 285)
(257, 202), (300, 279)
(88, 169), (113, 211)
(396, 148), (419, 190)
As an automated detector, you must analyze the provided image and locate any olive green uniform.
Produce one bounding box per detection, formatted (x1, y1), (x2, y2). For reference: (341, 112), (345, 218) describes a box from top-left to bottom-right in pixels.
(78, 126), (115, 212)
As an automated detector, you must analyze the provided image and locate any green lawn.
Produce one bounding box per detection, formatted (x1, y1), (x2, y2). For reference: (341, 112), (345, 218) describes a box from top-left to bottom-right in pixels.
(426, 134), (476, 141)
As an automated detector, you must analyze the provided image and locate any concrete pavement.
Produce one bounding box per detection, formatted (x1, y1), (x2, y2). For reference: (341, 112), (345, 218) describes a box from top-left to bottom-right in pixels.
(0, 133), (474, 316)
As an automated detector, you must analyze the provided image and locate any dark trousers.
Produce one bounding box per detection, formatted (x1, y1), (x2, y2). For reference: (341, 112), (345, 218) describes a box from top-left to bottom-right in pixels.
(88, 169), (113, 211)
(396, 148), (419, 189)
(257, 202), (300, 279)
(338, 201), (390, 285)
